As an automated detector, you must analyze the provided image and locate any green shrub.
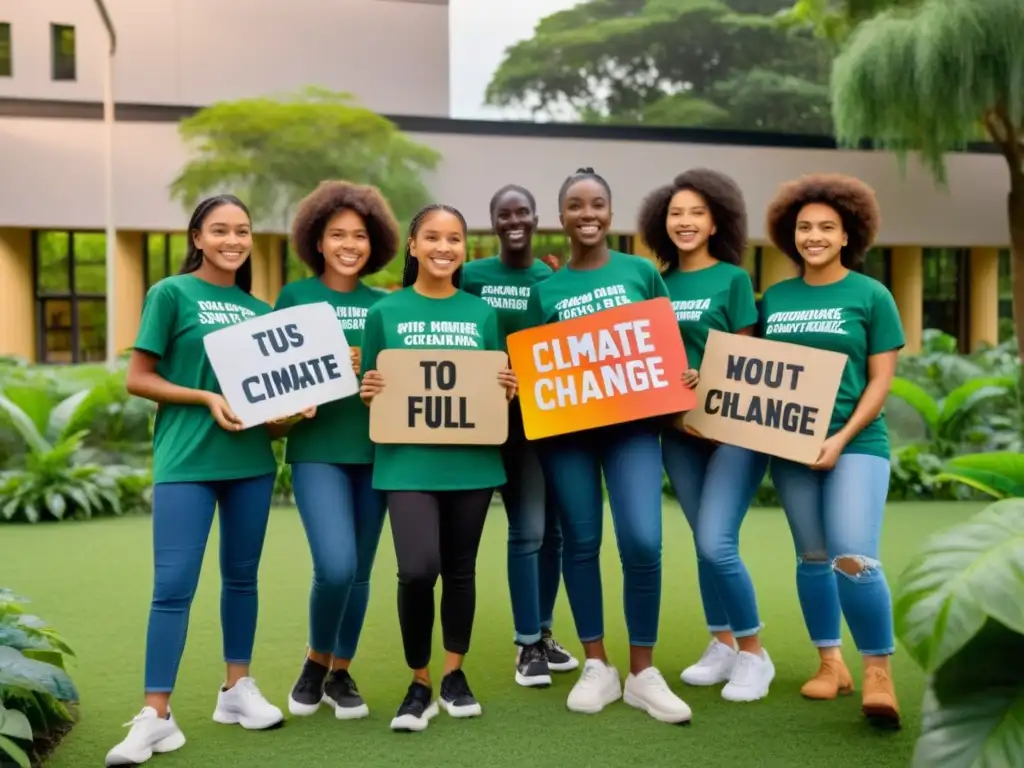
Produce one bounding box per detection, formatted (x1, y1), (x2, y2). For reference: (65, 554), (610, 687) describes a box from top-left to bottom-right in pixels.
(0, 589), (79, 768)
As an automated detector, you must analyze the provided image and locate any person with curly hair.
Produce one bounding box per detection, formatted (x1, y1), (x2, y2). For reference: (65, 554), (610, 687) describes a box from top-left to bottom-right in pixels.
(523, 168), (692, 724)
(360, 204), (518, 731)
(761, 173), (904, 729)
(273, 180), (400, 721)
(461, 184), (578, 688)
(637, 169), (773, 702)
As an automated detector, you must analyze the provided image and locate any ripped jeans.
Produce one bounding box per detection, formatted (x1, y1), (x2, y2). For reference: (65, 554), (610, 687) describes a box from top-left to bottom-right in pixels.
(770, 453), (894, 656)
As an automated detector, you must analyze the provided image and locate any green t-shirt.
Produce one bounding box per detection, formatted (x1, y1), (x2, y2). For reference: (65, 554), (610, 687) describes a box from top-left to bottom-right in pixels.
(133, 274), (278, 484)
(360, 287), (507, 492)
(524, 250), (669, 326)
(760, 271), (905, 458)
(274, 278), (385, 465)
(663, 261), (759, 371)
(461, 256), (553, 348)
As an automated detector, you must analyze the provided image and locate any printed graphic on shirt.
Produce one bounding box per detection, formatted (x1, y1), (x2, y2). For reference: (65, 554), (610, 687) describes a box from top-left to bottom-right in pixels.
(395, 320), (483, 348)
(672, 298), (711, 322)
(764, 308), (847, 336)
(197, 300), (258, 326)
(555, 284), (632, 320)
(479, 284), (532, 311)
(335, 305), (369, 330)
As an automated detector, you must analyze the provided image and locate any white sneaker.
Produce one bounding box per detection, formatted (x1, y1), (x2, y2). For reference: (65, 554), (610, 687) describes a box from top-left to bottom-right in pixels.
(212, 677), (285, 730)
(566, 659), (622, 714)
(680, 639), (738, 686)
(624, 667), (693, 724)
(105, 707), (186, 766)
(721, 649), (775, 702)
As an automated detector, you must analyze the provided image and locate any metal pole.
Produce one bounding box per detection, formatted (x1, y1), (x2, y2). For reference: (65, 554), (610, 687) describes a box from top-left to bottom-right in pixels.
(93, 0), (117, 370)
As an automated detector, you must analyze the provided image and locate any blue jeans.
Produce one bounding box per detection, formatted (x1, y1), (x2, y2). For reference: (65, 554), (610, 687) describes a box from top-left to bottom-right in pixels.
(538, 423), (663, 647)
(292, 463), (387, 660)
(145, 474), (275, 692)
(661, 431), (768, 637)
(502, 440), (563, 645)
(770, 453), (895, 656)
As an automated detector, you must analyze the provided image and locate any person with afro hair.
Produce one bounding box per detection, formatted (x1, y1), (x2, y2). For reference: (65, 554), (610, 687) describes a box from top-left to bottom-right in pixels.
(637, 169), (774, 702)
(273, 180), (400, 722)
(761, 173), (904, 729)
(461, 184), (579, 688)
(523, 168), (692, 725)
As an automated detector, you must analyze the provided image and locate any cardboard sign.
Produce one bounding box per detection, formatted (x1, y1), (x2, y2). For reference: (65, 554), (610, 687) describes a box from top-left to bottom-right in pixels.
(369, 349), (510, 445)
(681, 329), (848, 464)
(203, 302), (358, 428)
(507, 298), (696, 440)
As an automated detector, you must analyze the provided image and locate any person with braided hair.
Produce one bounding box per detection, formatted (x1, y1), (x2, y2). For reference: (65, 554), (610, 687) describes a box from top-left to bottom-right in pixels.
(359, 203), (518, 732)
(522, 168), (692, 725)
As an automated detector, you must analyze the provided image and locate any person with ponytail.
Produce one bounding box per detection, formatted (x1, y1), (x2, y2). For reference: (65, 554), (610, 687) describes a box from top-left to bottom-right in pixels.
(359, 204), (518, 732)
(523, 168), (692, 724)
(273, 181), (400, 721)
(107, 196), (298, 767)
(461, 184), (577, 688)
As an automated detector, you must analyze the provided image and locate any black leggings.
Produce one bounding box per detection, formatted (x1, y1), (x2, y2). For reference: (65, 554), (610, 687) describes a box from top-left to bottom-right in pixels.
(388, 489), (494, 670)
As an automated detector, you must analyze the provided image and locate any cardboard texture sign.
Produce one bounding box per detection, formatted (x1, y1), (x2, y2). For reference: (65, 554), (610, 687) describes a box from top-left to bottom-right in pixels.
(681, 329), (848, 464)
(507, 298), (696, 440)
(369, 349), (510, 445)
(203, 301), (358, 428)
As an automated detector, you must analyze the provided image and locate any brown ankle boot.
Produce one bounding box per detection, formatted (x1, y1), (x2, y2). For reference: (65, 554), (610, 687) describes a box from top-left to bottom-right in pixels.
(861, 667), (900, 729)
(800, 657), (854, 700)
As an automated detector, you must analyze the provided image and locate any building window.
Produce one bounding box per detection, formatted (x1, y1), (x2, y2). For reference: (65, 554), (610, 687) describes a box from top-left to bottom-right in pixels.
(33, 231), (107, 363)
(998, 248), (1014, 342)
(860, 247), (892, 287)
(143, 233), (189, 291)
(922, 247), (970, 351)
(50, 23), (75, 81)
(0, 23), (12, 77)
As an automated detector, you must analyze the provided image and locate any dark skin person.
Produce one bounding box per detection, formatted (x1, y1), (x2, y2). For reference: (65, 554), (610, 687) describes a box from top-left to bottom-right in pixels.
(493, 189), (539, 269)
(560, 178), (613, 271)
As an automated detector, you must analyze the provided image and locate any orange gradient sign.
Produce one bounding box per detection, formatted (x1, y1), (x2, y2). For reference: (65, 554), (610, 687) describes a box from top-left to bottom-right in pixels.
(507, 298), (696, 440)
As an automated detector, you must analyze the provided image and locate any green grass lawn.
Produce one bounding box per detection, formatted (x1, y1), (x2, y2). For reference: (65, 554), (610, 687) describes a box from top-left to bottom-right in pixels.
(3, 500), (985, 767)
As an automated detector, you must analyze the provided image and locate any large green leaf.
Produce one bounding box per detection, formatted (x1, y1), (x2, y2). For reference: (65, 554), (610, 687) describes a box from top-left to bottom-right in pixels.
(938, 377), (1016, 440)
(937, 453), (1024, 499)
(0, 733), (31, 768)
(46, 389), (91, 444)
(0, 395), (50, 455)
(912, 683), (1024, 768)
(0, 622), (50, 652)
(0, 647), (78, 701)
(894, 499), (1024, 672)
(0, 702), (32, 741)
(888, 377), (940, 432)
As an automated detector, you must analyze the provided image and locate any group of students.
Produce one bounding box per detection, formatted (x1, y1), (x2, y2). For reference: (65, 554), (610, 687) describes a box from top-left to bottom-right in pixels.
(105, 165), (905, 766)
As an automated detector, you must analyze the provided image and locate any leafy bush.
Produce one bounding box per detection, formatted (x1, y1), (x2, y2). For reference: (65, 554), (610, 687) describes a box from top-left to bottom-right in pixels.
(272, 440), (293, 505)
(0, 589), (79, 768)
(893, 498), (1024, 766)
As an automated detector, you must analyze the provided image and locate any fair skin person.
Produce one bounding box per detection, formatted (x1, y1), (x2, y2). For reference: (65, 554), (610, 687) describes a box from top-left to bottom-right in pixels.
(794, 201), (898, 677)
(359, 209), (516, 688)
(669, 188), (762, 655)
(125, 203), (310, 717)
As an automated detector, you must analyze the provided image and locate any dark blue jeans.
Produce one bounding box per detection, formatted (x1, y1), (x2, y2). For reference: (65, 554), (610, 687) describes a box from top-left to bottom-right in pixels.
(502, 440), (562, 645)
(291, 463), (387, 660)
(145, 474), (275, 693)
(538, 423), (663, 647)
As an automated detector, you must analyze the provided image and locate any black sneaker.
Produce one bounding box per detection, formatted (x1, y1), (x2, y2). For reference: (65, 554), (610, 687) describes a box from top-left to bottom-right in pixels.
(287, 658), (328, 716)
(390, 682), (438, 732)
(515, 641), (552, 688)
(439, 669), (482, 718)
(324, 669), (369, 720)
(542, 629), (580, 672)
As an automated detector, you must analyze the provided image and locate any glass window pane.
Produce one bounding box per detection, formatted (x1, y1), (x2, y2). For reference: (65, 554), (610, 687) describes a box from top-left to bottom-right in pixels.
(0, 23), (12, 78)
(41, 299), (73, 364)
(35, 231), (70, 294)
(72, 233), (106, 294)
(77, 300), (107, 363)
(51, 24), (75, 81)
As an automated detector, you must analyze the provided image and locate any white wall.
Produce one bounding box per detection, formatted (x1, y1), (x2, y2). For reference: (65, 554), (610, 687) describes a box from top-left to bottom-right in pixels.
(0, 116), (1009, 247)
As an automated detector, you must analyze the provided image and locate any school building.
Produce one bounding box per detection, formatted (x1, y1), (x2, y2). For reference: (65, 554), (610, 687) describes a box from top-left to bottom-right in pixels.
(0, 0), (1012, 364)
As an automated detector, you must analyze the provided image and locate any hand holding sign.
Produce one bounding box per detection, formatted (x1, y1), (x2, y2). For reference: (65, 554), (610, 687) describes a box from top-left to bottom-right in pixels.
(205, 392), (244, 432)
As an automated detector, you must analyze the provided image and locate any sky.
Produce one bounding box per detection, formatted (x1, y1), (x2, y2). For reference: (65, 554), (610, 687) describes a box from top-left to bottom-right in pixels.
(448, 0), (579, 119)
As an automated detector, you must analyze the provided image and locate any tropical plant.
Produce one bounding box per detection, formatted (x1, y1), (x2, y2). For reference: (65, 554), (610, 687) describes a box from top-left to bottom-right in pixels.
(936, 453), (1024, 500)
(272, 440), (293, 506)
(893, 498), (1024, 766)
(0, 589), (78, 768)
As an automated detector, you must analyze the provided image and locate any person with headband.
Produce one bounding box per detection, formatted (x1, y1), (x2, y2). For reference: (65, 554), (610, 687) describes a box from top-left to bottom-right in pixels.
(523, 168), (692, 724)
(637, 168), (773, 702)
(762, 174), (904, 729)
(359, 204), (518, 732)
(107, 195), (300, 766)
(274, 181), (400, 721)
(461, 184), (578, 688)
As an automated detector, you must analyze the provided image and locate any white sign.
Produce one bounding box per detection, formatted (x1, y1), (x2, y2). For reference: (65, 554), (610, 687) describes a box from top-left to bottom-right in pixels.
(203, 302), (359, 428)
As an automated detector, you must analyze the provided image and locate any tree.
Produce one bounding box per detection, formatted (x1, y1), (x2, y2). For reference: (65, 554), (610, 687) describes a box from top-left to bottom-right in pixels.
(485, 0), (834, 134)
(170, 87), (441, 230)
(827, 0), (1024, 361)
(777, 0), (919, 45)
